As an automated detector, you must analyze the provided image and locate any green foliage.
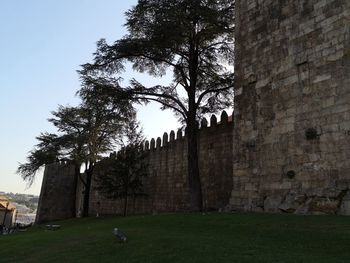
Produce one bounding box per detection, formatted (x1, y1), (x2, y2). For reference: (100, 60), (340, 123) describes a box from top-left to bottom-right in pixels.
(2, 213), (350, 262)
(49, 102), (133, 166)
(95, 121), (148, 216)
(80, 0), (235, 212)
(17, 91), (135, 186)
(95, 145), (148, 199)
(80, 0), (235, 120)
(17, 133), (61, 185)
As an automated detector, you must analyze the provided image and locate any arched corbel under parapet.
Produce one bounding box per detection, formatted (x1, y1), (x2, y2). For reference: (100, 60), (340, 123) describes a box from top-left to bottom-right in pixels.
(156, 137), (162, 148)
(150, 138), (156, 150)
(144, 140), (150, 150)
(201, 118), (208, 128)
(220, 110), (228, 124)
(169, 130), (175, 142)
(177, 129), (183, 139)
(210, 115), (217, 126)
(163, 132), (168, 146)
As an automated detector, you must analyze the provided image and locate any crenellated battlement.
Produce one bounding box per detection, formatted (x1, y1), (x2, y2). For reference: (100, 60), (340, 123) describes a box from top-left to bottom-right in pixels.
(84, 110), (235, 215)
(37, 110), (235, 217)
(144, 110), (233, 151)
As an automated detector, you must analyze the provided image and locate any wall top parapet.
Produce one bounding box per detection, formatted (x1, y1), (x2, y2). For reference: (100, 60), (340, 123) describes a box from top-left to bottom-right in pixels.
(143, 110), (234, 150)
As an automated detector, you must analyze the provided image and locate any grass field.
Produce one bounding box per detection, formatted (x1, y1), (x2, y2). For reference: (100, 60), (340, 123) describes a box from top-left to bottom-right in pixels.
(1, 213), (350, 263)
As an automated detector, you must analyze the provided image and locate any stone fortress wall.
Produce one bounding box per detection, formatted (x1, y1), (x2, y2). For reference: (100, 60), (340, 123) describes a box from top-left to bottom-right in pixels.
(230, 0), (350, 214)
(79, 112), (233, 216)
(36, 163), (77, 223)
(37, 113), (233, 221)
(36, 0), (350, 222)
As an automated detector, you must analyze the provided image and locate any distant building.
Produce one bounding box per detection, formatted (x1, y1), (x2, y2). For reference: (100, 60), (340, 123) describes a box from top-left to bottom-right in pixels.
(0, 196), (17, 228)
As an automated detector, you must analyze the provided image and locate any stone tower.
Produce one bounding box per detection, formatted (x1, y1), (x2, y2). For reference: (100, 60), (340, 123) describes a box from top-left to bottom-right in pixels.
(230, 0), (350, 214)
(36, 162), (77, 223)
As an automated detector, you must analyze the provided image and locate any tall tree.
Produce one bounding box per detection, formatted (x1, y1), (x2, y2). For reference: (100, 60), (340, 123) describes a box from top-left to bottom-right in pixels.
(17, 133), (61, 186)
(80, 0), (235, 211)
(18, 91), (134, 217)
(49, 98), (134, 217)
(95, 120), (148, 216)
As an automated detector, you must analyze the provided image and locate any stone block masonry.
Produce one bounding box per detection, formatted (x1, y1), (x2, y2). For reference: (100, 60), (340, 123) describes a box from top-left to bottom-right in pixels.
(36, 162), (77, 223)
(231, 0), (350, 214)
(79, 112), (233, 216)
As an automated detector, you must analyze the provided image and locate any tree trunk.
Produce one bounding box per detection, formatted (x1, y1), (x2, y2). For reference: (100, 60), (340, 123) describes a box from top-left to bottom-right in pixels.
(186, 108), (203, 212)
(72, 162), (80, 218)
(133, 194), (136, 214)
(186, 22), (203, 211)
(82, 164), (94, 217)
(123, 194), (128, 217)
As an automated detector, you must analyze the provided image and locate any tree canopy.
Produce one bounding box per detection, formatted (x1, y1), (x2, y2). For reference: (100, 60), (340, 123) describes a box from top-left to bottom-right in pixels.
(79, 0), (235, 211)
(81, 0), (234, 118)
(18, 84), (135, 215)
(95, 120), (148, 216)
(17, 133), (61, 185)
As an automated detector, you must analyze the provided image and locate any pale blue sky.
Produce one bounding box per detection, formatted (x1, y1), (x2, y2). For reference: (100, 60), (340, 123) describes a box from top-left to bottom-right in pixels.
(0, 1), (179, 195)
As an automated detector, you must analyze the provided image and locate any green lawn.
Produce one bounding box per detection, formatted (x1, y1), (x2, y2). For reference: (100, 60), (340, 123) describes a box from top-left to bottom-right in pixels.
(1, 213), (350, 263)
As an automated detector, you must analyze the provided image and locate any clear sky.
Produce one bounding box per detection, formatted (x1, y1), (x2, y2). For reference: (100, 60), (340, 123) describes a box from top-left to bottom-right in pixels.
(0, 0), (180, 195)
